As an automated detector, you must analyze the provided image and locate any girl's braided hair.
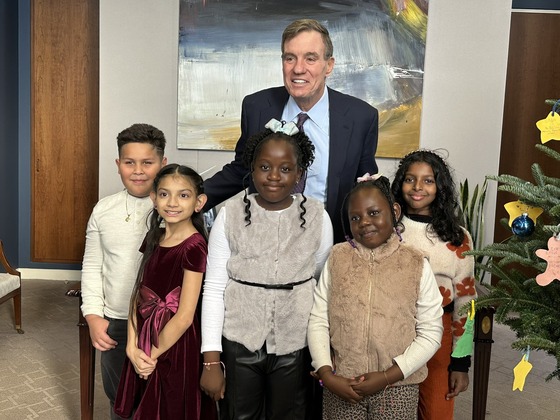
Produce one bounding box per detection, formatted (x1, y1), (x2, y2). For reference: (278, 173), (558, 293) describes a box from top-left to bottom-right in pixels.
(391, 149), (465, 246)
(242, 127), (315, 228)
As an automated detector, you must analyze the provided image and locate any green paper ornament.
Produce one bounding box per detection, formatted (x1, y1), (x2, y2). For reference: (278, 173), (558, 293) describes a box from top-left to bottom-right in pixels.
(451, 317), (474, 358)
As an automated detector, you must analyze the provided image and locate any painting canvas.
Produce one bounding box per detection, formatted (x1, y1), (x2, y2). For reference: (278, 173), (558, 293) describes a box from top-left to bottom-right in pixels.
(177, 0), (429, 158)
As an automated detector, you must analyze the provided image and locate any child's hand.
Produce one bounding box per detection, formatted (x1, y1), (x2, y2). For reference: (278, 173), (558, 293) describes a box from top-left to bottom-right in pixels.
(446, 371), (469, 400)
(351, 372), (388, 396)
(85, 314), (117, 351)
(200, 365), (225, 401)
(319, 370), (364, 404)
(126, 347), (157, 379)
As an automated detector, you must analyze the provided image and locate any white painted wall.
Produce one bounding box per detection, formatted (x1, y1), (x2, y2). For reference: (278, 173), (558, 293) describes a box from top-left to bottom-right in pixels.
(100, 0), (512, 247)
(420, 1), (511, 249)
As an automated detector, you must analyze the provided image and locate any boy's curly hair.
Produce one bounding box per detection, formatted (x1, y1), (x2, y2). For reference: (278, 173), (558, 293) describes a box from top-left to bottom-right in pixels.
(242, 128), (315, 228)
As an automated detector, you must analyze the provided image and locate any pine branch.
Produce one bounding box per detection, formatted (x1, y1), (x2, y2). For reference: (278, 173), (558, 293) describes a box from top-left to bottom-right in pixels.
(487, 174), (527, 185)
(513, 337), (557, 355)
(548, 204), (560, 218)
(469, 239), (546, 268)
(543, 224), (560, 235)
(497, 184), (548, 206)
(536, 143), (560, 161)
(544, 184), (560, 201)
(512, 339), (560, 381)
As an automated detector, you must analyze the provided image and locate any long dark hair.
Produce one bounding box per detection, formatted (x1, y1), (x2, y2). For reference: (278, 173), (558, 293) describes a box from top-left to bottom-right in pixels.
(128, 164), (208, 329)
(391, 149), (465, 246)
(242, 128), (315, 228)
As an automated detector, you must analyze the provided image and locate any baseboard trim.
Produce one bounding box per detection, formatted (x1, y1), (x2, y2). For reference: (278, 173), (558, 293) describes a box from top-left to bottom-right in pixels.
(18, 268), (81, 281)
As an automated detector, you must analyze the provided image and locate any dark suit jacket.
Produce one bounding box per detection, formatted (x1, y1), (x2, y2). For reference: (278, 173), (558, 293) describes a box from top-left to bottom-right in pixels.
(203, 86), (379, 243)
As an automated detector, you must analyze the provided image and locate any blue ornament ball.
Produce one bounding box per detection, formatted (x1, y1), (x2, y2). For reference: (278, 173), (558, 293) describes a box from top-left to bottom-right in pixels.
(511, 213), (535, 237)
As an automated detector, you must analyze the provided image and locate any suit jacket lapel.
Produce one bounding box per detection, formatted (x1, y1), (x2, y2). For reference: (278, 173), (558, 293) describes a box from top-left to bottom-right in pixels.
(327, 88), (352, 213)
(257, 87), (289, 131)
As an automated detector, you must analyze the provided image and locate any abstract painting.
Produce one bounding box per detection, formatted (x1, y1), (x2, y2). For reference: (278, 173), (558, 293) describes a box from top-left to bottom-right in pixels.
(177, 0), (428, 158)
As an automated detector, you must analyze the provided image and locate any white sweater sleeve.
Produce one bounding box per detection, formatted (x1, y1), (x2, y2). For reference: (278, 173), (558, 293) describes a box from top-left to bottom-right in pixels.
(307, 258), (334, 371)
(393, 258), (444, 378)
(201, 207), (231, 353)
(314, 210), (334, 279)
(80, 211), (105, 318)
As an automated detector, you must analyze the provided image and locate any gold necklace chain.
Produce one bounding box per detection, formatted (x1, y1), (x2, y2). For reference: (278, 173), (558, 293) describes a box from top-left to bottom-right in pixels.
(125, 191), (132, 222)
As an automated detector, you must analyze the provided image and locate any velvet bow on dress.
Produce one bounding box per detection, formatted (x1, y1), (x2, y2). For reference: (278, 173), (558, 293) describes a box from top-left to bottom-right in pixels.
(137, 285), (181, 356)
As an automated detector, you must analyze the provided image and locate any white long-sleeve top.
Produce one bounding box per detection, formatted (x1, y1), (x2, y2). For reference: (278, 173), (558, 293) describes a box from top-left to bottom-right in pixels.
(80, 190), (153, 319)
(201, 203), (334, 353)
(308, 257), (443, 379)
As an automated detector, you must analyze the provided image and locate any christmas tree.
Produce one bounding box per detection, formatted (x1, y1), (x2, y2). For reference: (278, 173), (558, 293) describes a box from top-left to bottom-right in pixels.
(468, 99), (560, 381)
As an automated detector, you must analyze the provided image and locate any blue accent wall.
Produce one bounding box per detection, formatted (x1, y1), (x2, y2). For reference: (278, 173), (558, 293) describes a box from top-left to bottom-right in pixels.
(513, 0), (560, 10)
(17, 0), (32, 268)
(0, 0), (19, 263)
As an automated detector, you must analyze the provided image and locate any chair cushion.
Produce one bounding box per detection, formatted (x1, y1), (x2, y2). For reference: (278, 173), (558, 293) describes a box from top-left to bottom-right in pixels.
(0, 273), (19, 296)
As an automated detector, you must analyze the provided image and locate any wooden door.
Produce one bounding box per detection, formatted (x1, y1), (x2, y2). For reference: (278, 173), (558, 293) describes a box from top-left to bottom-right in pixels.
(495, 11), (560, 249)
(31, 0), (99, 263)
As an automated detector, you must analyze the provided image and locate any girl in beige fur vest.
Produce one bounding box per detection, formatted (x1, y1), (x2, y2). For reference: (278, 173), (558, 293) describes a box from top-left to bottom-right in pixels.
(308, 175), (443, 419)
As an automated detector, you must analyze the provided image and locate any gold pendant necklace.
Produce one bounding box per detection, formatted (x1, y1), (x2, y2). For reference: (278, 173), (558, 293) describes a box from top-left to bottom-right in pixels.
(125, 191), (132, 222)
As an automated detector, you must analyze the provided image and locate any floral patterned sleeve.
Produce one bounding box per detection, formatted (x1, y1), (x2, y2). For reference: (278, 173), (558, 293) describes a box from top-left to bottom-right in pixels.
(448, 229), (477, 371)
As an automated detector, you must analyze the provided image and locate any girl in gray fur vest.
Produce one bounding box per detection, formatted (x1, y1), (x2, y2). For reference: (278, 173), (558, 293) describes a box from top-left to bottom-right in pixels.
(200, 120), (333, 419)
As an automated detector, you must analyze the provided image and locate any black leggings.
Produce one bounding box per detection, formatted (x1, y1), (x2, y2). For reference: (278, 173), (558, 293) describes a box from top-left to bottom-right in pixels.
(219, 338), (313, 420)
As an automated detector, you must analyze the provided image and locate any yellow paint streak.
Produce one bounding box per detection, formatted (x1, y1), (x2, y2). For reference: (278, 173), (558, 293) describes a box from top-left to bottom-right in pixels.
(179, 97), (422, 159)
(376, 96), (422, 158)
(386, 0), (428, 41)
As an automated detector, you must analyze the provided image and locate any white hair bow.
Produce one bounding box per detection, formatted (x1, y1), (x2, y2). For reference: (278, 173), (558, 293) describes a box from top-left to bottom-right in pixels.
(357, 173), (383, 183)
(265, 118), (300, 136)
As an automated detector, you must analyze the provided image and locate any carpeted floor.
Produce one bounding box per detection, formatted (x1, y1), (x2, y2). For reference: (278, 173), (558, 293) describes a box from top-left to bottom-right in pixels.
(0, 279), (559, 419)
(0, 279), (105, 420)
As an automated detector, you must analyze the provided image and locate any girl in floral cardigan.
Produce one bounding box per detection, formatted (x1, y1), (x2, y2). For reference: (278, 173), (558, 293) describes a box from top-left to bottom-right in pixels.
(392, 150), (477, 420)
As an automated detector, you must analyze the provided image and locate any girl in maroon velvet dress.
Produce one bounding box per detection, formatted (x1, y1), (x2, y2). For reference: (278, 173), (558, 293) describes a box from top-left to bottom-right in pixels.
(114, 164), (216, 419)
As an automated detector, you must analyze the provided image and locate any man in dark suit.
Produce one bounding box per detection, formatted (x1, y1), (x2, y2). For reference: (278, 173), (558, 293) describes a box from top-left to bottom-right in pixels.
(204, 19), (378, 243)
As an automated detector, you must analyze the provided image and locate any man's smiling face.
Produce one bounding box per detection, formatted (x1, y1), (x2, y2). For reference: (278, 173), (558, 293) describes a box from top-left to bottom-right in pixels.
(282, 30), (334, 112)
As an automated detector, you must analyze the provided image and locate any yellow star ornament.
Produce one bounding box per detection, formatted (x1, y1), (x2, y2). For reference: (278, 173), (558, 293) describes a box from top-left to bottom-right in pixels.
(512, 355), (533, 392)
(504, 201), (544, 227)
(536, 111), (560, 143)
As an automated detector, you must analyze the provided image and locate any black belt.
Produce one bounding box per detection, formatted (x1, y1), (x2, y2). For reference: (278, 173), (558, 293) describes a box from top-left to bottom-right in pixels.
(230, 277), (313, 290)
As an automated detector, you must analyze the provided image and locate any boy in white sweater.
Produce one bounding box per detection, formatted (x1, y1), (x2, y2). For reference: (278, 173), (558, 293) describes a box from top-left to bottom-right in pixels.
(80, 123), (166, 419)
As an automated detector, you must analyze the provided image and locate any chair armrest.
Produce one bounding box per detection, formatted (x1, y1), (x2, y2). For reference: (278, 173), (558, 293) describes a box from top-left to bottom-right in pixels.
(0, 240), (20, 277)
(66, 281), (82, 298)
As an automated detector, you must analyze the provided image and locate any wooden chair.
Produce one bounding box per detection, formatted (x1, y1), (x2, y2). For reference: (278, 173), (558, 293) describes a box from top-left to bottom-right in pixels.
(0, 240), (23, 333)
